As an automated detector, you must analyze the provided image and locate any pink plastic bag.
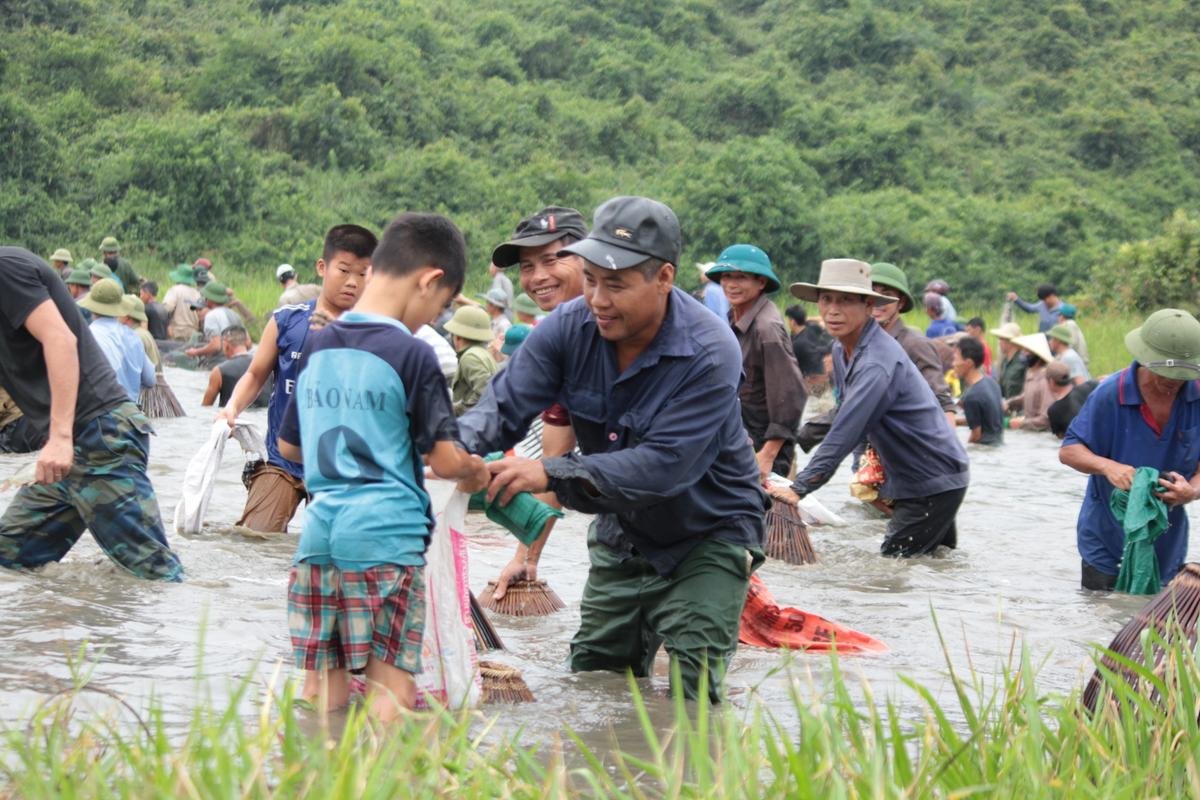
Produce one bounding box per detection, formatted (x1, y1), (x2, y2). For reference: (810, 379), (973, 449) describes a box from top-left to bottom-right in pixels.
(416, 490), (482, 709)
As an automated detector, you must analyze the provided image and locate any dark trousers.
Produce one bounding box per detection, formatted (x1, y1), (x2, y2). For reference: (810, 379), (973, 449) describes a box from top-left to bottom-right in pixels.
(1081, 559), (1117, 591)
(881, 487), (966, 557)
(569, 526), (758, 704)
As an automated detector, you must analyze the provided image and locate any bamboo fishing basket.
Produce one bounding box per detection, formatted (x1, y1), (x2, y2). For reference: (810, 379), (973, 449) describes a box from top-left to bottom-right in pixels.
(765, 500), (817, 565)
(479, 579), (565, 616)
(479, 660), (534, 703)
(138, 373), (186, 418)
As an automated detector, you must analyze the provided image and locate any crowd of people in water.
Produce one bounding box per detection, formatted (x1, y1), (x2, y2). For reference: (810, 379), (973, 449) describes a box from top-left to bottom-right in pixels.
(3, 197), (1200, 719)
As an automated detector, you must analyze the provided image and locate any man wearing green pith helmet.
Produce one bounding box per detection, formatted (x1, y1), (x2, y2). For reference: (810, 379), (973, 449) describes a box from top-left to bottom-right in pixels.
(705, 245), (805, 478)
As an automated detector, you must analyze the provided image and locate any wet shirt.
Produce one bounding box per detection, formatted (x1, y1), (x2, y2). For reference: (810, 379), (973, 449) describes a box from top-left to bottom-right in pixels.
(267, 300), (316, 479)
(792, 318), (970, 500)
(1063, 363), (1200, 582)
(456, 288), (767, 577)
(89, 317), (155, 402)
(961, 375), (1004, 445)
(730, 293), (805, 443)
(280, 311), (458, 570)
(791, 324), (833, 377)
(144, 300), (169, 340)
(0, 247), (127, 440)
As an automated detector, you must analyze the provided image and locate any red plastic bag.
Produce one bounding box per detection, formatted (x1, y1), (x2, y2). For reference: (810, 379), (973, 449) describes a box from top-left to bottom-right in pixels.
(738, 574), (887, 653)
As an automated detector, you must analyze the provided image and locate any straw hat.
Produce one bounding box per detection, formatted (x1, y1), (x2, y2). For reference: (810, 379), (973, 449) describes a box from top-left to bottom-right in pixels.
(1011, 332), (1053, 364)
(50, 248), (73, 264)
(989, 321), (1021, 340)
(1125, 308), (1200, 380)
(789, 259), (898, 304)
(444, 305), (493, 342)
(704, 244), (782, 293)
(121, 294), (147, 322)
(78, 279), (125, 318)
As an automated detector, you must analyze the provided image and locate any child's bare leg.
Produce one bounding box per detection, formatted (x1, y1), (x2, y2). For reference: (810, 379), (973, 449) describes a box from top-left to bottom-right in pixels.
(301, 668), (351, 712)
(363, 656), (416, 723)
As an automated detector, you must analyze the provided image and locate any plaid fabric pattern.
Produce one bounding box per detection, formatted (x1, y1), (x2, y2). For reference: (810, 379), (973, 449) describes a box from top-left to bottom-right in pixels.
(0, 402), (183, 581)
(288, 562), (425, 673)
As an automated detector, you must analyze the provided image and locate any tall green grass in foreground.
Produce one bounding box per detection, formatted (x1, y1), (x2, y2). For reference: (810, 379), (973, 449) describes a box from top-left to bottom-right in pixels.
(6, 627), (1200, 799)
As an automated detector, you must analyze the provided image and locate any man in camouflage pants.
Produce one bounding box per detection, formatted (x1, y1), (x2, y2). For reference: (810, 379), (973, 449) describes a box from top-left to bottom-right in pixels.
(0, 247), (182, 581)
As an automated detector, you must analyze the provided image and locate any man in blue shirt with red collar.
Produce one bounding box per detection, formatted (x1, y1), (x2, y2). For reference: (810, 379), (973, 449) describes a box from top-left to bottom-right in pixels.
(1060, 309), (1200, 591)
(457, 196), (767, 703)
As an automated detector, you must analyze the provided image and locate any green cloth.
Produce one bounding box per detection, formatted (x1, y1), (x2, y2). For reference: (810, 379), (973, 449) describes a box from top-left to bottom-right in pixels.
(468, 452), (563, 545)
(1111, 466), (1169, 595)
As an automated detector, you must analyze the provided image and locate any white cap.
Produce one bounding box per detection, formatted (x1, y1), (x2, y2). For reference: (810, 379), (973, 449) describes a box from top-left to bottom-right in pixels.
(275, 263), (295, 279)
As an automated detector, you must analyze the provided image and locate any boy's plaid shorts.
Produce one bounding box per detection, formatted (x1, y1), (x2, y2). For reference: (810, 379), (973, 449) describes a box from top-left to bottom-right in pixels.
(288, 562), (426, 674)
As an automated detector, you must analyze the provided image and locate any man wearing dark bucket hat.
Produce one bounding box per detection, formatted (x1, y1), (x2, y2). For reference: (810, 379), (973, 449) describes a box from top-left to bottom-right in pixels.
(705, 244), (805, 478)
(1060, 309), (1200, 591)
(868, 262), (956, 426)
(458, 196), (767, 703)
(768, 259), (970, 557)
(487, 206), (589, 600)
(0, 247), (182, 581)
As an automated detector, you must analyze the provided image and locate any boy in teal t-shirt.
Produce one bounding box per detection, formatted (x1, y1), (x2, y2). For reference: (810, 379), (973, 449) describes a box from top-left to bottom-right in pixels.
(278, 213), (489, 722)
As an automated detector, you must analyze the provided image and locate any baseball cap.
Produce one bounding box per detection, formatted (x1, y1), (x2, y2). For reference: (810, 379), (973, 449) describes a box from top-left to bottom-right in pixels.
(276, 263), (296, 280)
(560, 196), (681, 270)
(491, 206), (588, 268)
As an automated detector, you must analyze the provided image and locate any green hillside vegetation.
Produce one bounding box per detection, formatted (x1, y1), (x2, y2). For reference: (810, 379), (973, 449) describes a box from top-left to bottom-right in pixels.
(3, 0), (1200, 304)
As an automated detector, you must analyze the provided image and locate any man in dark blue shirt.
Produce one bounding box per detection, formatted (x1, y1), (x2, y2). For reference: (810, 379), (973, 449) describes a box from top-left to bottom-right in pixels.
(770, 259), (970, 556)
(457, 196), (767, 703)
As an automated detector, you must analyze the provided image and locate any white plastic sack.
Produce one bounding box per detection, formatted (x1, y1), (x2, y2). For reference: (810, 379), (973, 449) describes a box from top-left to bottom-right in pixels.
(765, 473), (848, 527)
(416, 489), (482, 710)
(173, 421), (267, 535)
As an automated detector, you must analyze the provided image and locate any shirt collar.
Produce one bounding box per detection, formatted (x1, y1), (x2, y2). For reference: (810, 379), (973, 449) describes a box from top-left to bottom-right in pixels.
(1119, 362), (1200, 405)
(339, 310), (410, 334)
(731, 292), (772, 334)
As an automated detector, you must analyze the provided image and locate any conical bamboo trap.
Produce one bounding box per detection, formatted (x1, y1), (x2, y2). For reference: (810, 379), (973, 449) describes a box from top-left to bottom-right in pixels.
(764, 500), (817, 565)
(479, 579), (565, 616)
(139, 373), (186, 418)
(479, 660), (534, 703)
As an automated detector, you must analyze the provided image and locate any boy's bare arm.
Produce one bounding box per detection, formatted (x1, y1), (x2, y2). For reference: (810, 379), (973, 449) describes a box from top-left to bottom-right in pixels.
(428, 441), (489, 492)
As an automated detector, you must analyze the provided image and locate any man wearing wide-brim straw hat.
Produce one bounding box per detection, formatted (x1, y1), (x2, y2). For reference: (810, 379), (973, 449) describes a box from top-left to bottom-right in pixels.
(769, 258), (970, 558)
(867, 262), (956, 427)
(705, 243), (805, 478)
(989, 321), (1026, 399)
(1060, 308), (1200, 592)
(1004, 332), (1054, 431)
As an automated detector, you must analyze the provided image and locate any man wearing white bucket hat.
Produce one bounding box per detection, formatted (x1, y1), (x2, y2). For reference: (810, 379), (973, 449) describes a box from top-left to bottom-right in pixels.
(768, 259), (970, 557)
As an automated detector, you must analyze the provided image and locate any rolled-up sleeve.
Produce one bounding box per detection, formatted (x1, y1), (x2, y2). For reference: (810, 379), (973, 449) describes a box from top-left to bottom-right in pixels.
(544, 372), (734, 514)
(792, 363), (893, 495)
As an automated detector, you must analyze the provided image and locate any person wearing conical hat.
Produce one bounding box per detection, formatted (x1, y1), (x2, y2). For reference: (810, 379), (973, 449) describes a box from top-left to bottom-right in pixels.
(79, 279), (156, 403)
(868, 262), (956, 426)
(162, 263), (203, 342)
(1005, 332), (1054, 431)
(0, 247), (182, 581)
(705, 244), (805, 478)
(768, 259), (969, 558)
(445, 305), (498, 416)
(989, 321), (1026, 399)
(1060, 309), (1200, 591)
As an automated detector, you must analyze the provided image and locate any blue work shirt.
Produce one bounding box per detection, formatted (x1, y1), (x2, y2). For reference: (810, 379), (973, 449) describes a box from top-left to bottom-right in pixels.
(925, 318), (958, 338)
(791, 318), (969, 499)
(1013, 298), (1061, 333)
(1062, 363), (1200, 582)
(457, 287), (766, 576)
(89, 317), (154, 402)
(702, 281), (730, 318)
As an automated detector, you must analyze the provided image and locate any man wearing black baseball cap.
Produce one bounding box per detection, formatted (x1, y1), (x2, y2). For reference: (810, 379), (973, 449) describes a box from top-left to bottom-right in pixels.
(487, 205), (589, 602)
(458, 196), (767, 703)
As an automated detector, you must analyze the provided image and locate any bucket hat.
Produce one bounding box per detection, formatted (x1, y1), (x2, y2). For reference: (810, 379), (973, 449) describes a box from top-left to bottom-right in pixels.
(512, 293), (539, 317)
(989, 321), (1022, 341)
(561, 196), (681, 270)
(1012, 332), (1053, 365)
(1047, 324), (1073, 345)
(1125, 308), (1200, 380)
(444, 305), (493, 342)
(78, 279), (125, 318)
(50, 248), (73, 264)
(65, 268), (92, 287)
(201, 281), (230, 305)
(491, 206), (589, 268)
(867, 262), (914, 312)
(169, 263), (196, 286)
(789, 259), (898, 304)
(89, 262), (115, 281)
(704, 244), (781, 293)
(476, 287), (509, 309)
(501, 324), (532, 356)
(99, 236), (120, 253)
(121, 294), (147, 322)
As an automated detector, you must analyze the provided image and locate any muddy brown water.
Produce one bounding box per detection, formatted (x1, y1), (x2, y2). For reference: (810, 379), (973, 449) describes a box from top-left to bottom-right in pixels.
(0, 366), (1188, 749)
